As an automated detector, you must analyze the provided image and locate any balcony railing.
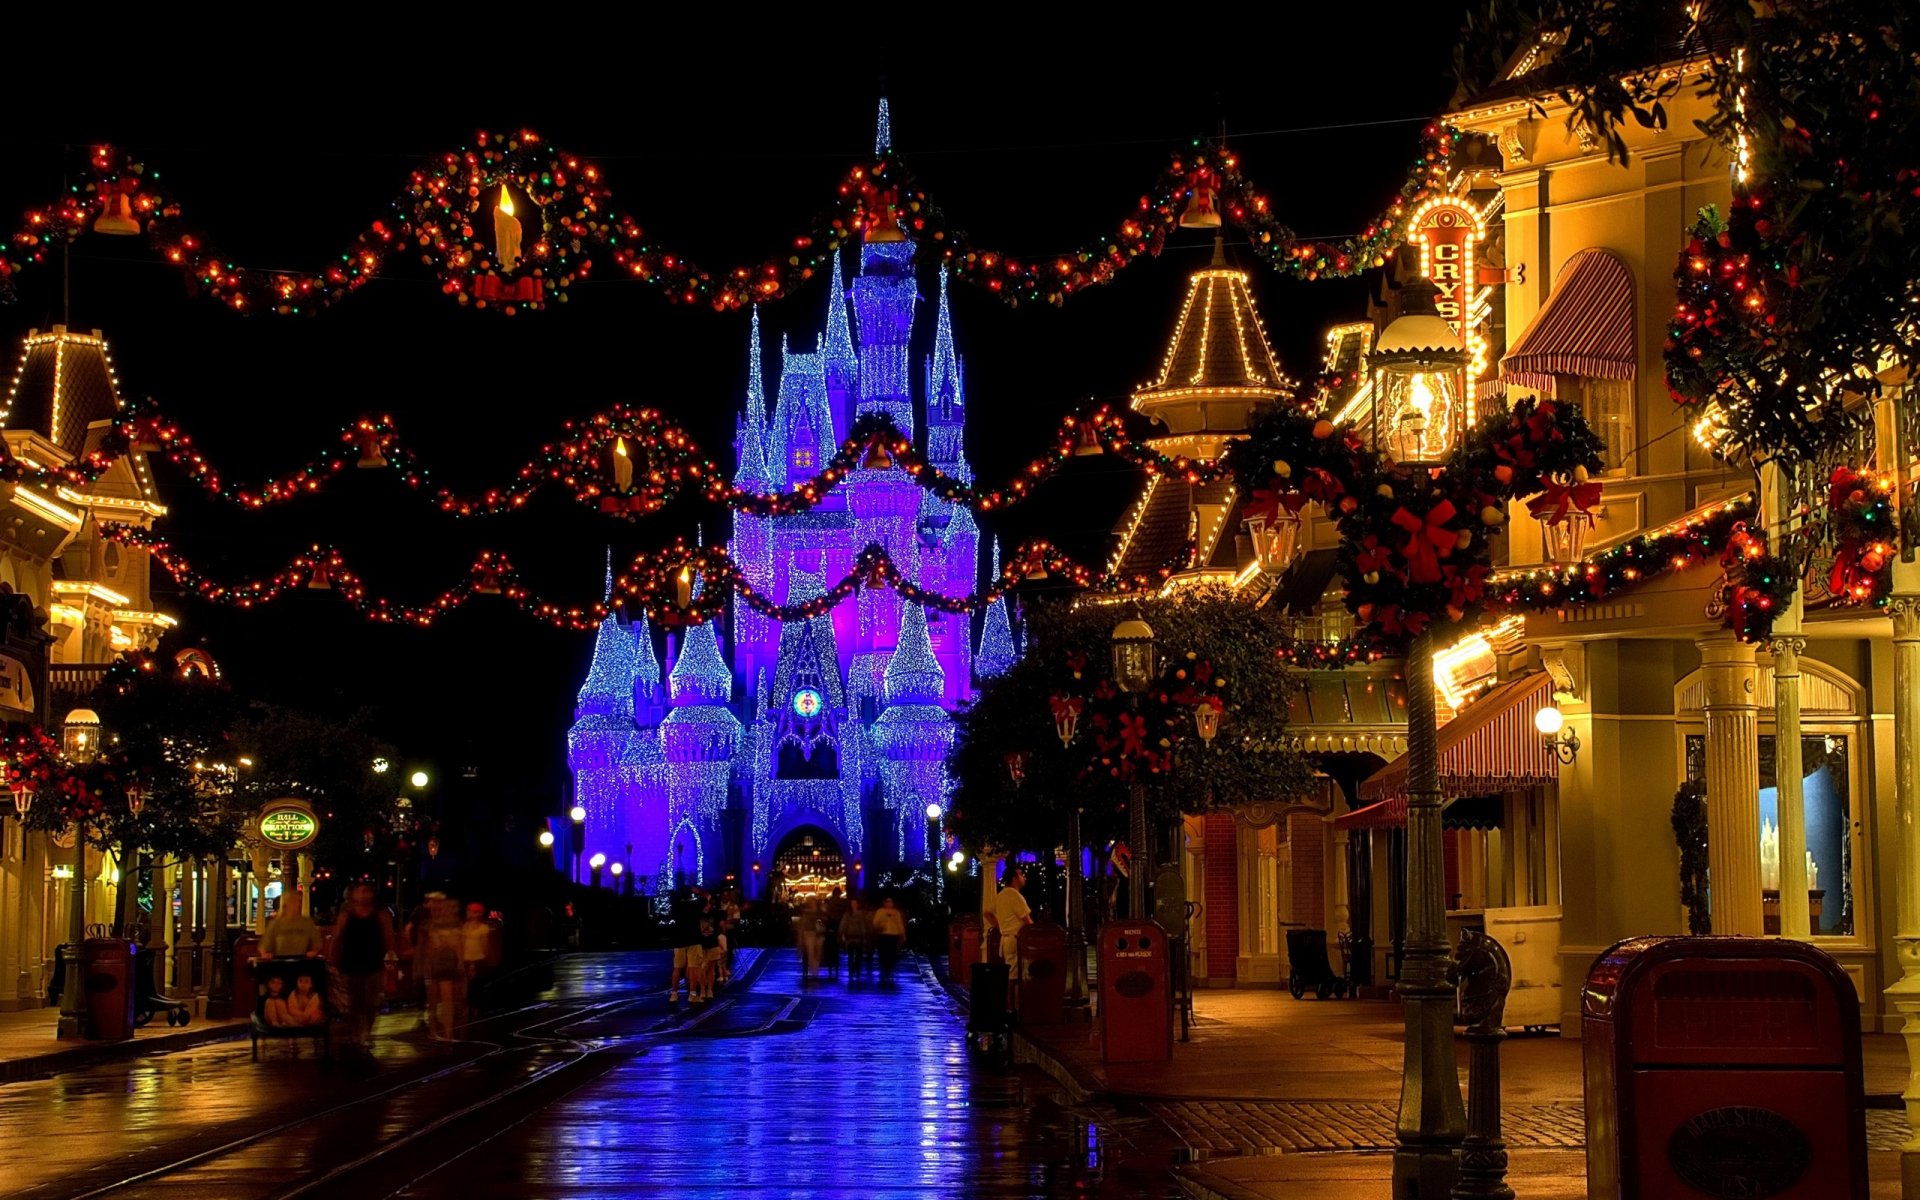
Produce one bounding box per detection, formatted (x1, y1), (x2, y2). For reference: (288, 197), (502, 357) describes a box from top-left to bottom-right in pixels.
(48, 663), (111, 706)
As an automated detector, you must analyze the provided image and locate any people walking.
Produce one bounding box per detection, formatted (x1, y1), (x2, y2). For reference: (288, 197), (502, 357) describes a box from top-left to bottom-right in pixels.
(795, 896), (826, 980)
(870, 895), (906, 982)
(823, 887), (848, 980)
(329, 883), (396, 1055)
(668, 887), (704, 1002)
(839, 898), (872, 979)
(423, 895), (466, 1041)
(461, 901), (499, 1006)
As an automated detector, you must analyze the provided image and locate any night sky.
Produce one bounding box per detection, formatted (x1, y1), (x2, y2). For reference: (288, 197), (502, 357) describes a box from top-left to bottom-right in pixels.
(0, 18), (1466, 821)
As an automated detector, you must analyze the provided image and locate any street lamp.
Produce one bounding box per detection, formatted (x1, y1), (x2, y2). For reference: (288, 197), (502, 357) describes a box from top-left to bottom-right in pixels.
(588, 852), (606, 890)
(1372, 278), (1472, 1198)
(409, 770), (430, 789)
(569, 804), (586, 884)
(538, 828), (555, 849)
(56, 709), (100, 1038)
(1111, 617), (1156, 920)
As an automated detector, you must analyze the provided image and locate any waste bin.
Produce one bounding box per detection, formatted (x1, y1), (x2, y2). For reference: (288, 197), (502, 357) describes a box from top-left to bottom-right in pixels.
(948, 915), (982, 988)
(81, 936), (138, 1041)
(1582, 935), (1866, 1199)
(966, 960), (1012, 1066)
(1020, 917), (1069, 1025)
(228, 932), (261, 1017)
(1098, 918), (1171, 1064)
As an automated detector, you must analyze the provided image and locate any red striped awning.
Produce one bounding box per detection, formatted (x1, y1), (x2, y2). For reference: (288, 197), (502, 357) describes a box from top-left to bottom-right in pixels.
(1500, 249), (1635, 394)
(1343, 673), (1559, 818)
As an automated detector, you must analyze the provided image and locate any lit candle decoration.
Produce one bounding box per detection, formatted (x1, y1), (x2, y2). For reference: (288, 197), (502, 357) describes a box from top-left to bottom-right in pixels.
(493, 184), (522, 273)
(611, 436), (634, 491)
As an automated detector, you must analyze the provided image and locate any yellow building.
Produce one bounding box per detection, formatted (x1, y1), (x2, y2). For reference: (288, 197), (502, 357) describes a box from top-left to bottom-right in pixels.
(0, 325), (172, 1009)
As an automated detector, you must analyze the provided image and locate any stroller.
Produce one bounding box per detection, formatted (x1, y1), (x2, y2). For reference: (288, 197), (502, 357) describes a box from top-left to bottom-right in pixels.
(1286, 929), (1349, 1000)
(134, 945), (191, 1028)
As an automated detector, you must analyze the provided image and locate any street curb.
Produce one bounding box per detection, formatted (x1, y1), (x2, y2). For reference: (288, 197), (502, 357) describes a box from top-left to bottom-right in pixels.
(0, 1018), (248, 1085)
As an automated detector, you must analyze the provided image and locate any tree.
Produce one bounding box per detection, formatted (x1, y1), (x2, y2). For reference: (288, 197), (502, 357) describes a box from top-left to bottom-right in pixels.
(230, 706), (399, 892)
(949, 588), (1313, 857)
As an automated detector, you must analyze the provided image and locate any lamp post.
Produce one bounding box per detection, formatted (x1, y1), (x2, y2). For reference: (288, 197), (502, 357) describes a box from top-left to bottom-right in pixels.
(57, 708), (100, 1038)
(1052, 701), (1090, 1007)
(1371, 279), (1471, 1199)
(569, 803), (586, 885)
(1110, 617), (1156, 920)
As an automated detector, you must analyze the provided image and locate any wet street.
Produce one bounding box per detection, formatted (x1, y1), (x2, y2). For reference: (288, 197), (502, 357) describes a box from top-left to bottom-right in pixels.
(0, 951), (1180, 1199)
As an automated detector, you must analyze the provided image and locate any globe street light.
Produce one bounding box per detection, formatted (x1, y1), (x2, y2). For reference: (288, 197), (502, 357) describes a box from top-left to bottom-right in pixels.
(409, 770), (430, 789)
(538, 829), (555, 849)
(1110, 617), (1156, 919)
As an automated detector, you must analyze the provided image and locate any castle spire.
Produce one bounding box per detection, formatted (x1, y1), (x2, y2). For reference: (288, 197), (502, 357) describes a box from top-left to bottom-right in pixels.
(577, 611), (636, 716)
(734, 311), (772, 490)
(746, 305), (766, 412)
(668, 614), (732, 706)
(823, 248), (858, 417)
(929, 270), (961, 421)
(875, 96), (892, 156)
(631, 612), (661, 696)
(884, 602), (945, 705)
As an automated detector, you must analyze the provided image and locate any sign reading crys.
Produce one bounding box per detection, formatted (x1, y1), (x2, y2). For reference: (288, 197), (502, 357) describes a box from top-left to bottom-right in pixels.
(257, 800), (319, 850)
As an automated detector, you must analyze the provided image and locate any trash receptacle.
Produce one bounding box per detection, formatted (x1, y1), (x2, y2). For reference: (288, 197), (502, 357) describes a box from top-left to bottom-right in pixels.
(948, 915), (982, 988)
(81, 936), (138, 1041)
(966, 960), (1012, 1065)
(1582, 935), (1866, 1200)
(1099, 918), (1171, 1064)
(228, 932), (261, 1017)
(1020, 917), (1069, 1025)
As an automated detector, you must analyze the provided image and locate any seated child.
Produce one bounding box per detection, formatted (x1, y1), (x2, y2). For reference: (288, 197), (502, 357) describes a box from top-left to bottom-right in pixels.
(262, 975), (292, 1027)
(286, 974), (328, 1027)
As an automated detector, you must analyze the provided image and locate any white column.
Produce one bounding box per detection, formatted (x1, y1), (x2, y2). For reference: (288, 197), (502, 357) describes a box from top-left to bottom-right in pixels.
(1770, 635), (1811, 937)
(1883, 596), (1920, 1192)
(1697, 632), (1764, 935)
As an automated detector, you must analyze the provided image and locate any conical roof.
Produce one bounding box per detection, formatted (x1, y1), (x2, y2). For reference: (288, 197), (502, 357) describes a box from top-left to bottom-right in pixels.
(1131, 240), (1289, 434)
(5, 326), (127, 457)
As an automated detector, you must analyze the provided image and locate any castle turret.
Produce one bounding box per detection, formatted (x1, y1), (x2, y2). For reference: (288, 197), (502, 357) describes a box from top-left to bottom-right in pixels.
(976, 542), (1018, 680)
(823, 250), (858, 436)
(659, 594), (740, 885)
(873, 602), (953, 862)
(925, 272), (968, 481)
(852, 229), (916, 438)
(568, 612), (637, 864)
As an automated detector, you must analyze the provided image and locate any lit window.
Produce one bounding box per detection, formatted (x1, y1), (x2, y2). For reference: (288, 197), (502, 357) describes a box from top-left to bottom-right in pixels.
(793, 449), (814, 470)
(1568, 377), (1636, 473)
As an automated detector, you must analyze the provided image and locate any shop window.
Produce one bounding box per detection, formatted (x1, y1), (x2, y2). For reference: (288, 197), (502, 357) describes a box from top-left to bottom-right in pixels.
(1569, 376), (1636, 473)
(1684, 733), (1853, 936)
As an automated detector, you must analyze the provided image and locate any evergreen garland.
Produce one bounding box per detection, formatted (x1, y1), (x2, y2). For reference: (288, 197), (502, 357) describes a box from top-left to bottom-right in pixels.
(1671, 779), (1711, 935)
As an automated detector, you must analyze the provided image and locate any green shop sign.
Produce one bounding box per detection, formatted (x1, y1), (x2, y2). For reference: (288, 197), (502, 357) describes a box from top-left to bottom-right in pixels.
(257, 803), (319, 850)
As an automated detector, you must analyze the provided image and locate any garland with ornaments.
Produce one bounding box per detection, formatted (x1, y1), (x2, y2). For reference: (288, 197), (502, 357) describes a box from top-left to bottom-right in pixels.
(10, 398), (1247, 526)
(0, 124), (1455, 316)
(105, 526), (1191, 632)
(1819, 466), (1894, 607)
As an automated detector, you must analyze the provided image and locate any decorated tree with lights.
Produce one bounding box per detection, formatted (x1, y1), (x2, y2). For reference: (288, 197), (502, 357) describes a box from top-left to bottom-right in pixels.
(947, 590), (1312, 858)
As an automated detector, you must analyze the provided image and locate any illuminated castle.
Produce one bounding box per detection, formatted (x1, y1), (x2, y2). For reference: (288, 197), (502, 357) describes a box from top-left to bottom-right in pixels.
(567, 164), (1012, 893)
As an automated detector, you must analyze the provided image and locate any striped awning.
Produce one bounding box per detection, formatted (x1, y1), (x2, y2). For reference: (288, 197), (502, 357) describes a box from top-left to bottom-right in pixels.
(1334, 791), (1506, 832)
(1347, 672), (1559, 810)
(1500, 249), (1635, 393)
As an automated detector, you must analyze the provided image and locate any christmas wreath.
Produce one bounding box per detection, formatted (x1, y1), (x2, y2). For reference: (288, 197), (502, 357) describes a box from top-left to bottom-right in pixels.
(1823, 466), (1894, 607)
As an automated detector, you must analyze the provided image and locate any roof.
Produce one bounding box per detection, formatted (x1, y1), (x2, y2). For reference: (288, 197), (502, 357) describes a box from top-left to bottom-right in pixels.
(1454, 19), (1736, 112)
(1272, 550), (1340, 616)
(5, 327), (125, 458)
(1501, 249), (1635, 393)
(1109, 475), (1236, 581)
(1351, 672), (1558, 805)
(1133, 240), (1288, 417)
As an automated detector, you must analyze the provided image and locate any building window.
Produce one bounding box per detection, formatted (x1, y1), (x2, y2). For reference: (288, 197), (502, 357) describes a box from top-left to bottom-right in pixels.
(793, 449), (814, 470)
(1684, 732), (1853, 936)
(1570, 376), (1636, 473)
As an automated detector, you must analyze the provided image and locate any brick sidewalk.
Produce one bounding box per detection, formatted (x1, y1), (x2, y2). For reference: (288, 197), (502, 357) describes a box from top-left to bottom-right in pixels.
(0, 1002), (248, 1083)
(1009, 988), (1912, 1198)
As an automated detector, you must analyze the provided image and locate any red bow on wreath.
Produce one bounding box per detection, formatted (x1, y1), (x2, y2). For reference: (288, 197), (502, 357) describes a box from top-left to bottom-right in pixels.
(1301, 467), (1345, 505)
(1830, 544), (1868, 599)
(1525, 479), (1603, 525)
(1352, 534), (1390, 578)
(1244, 486), (1306, 524)
(1829, 465), (1867, 510)
(1115, 712), (1150, 759)
(1391, 500), (1459, 584)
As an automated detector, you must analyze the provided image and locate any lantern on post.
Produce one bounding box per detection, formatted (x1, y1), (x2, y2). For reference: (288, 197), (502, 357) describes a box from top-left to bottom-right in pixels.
(125, 779), (147, 817)
(1245, 510), (1303, 574)
(1194, 704), (1222, 744)
(1110, 618), (1157, 696)
(1370, 280), (1469, 467)
(62, 709), (101, 764)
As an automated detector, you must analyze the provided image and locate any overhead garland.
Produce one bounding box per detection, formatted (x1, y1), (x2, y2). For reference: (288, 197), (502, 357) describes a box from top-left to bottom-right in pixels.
(107, 528), (1190, 632)
(14, 400), (1242, 524)
(0, 123), (1455, 315)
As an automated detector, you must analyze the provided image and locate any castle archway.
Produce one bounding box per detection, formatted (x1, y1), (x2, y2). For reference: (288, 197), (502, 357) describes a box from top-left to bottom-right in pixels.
(770, 825), (847, 903)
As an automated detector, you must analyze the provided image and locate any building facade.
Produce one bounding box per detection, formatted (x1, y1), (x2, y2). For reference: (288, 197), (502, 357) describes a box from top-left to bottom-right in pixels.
(567, 240), (1009, 896)
(0, 326), (173, 1008)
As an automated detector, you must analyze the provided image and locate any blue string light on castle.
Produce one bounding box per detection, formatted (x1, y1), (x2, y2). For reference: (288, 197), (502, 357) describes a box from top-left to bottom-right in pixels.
(566, 102), (1010, 894)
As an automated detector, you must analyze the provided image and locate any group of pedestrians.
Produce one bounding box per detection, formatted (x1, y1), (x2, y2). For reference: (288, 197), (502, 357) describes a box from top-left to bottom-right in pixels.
(668, 887), (738, 1003)
(792, 889), (907, 982)
(253, 882), (500, 1053)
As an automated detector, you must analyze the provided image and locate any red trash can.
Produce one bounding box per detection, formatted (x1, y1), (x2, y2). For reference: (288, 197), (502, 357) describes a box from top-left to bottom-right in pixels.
(947, 915), (982, 987)
(81, 937), (138, 1041)
(1098, 918), (1171, 1064)
(1019, 917), (1069, 1025)
(1582, 935), (1867, 1199)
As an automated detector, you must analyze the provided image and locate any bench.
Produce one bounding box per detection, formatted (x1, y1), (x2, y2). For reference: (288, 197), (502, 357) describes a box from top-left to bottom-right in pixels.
(250, 957), (333, 1060)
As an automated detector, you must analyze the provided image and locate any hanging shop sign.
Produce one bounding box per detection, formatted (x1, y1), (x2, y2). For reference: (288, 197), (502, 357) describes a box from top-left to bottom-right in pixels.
(257, 799), (320, 851)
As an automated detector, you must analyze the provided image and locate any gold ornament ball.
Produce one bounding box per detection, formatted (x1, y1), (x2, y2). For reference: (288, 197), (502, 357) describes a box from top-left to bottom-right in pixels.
(1572, 465), (1590, 483)
(1375, 483), (1395, 498)
(1480, 505), (1504, 526)
(1272, 460), (1292, 479)
(1455, 529), (1474, 550)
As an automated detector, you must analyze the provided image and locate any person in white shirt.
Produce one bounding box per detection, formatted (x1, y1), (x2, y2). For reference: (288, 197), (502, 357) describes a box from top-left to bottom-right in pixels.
(990, 868), (1033, 974)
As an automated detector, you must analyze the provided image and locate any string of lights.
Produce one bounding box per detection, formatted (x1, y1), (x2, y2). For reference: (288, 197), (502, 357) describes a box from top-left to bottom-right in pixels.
(0, 124), (1455, 316)
(107, 527), (1195, 631)
(10, 401), (1243, 523)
